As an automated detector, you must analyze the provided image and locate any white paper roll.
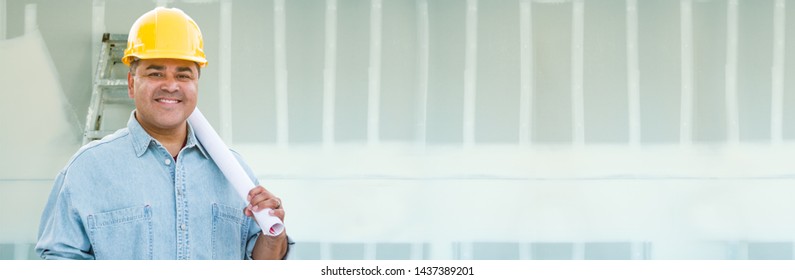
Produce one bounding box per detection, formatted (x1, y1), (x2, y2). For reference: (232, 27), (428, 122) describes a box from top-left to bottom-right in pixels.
(188, 108), (285, 236)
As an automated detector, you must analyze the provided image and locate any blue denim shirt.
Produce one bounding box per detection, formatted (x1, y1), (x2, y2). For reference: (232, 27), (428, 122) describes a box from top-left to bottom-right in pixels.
(36, 112), (266, 259)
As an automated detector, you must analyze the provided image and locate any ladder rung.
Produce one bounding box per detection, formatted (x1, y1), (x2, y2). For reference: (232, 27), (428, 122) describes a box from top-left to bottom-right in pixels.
(98, 85), (127, 90)
(97, 79), (128, 87)
(104, 97), (133, 104)
(102, 33), (129, 44)
(103, 96), (133, 104)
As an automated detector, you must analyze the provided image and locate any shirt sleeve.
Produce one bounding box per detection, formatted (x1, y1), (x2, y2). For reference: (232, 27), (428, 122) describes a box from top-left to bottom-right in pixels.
(244, 225), (294, 260)
(233, 150), (294, 260)
(35, 171), (94, 260)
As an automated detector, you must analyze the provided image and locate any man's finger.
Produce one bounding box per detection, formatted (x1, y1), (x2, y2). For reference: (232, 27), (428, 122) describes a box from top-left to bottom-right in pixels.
(249, 192), (271, 206)
(247, 186), (266, 201)
(268, 208), (285, 221)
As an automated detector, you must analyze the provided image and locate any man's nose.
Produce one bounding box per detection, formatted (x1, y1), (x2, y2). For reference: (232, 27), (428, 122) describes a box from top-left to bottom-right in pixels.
(160, 76), (180, 92)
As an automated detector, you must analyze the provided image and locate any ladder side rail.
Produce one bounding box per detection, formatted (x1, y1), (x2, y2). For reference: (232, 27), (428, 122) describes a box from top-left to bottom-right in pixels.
(83, 33), (114, 144)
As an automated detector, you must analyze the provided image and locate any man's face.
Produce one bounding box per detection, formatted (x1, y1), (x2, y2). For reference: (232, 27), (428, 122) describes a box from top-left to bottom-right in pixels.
(128, 58), (199, 132)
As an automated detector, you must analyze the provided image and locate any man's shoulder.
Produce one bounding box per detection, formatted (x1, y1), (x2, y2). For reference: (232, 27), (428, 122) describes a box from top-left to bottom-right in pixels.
(63, 128), (133, 170)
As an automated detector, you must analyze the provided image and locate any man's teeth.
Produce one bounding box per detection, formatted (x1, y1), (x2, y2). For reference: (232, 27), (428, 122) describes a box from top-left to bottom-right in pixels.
(157, 99), (179, 104)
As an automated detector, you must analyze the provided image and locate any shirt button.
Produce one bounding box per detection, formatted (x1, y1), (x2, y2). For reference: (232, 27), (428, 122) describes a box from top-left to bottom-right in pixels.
(180, 224), (186, 231)
(165, 159), (172, 165)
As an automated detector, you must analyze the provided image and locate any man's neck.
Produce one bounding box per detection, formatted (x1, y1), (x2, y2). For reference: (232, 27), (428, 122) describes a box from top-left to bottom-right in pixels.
(136, 115), (188, 157)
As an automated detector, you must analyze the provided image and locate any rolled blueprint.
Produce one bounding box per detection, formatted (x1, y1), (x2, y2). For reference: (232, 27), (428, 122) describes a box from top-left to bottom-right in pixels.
(188, 108), (285, 236)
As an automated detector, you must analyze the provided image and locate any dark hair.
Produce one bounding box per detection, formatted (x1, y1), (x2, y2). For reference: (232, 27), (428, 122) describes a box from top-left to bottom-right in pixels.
(129, 59), (139, 75)
(128, 58), (201, 78)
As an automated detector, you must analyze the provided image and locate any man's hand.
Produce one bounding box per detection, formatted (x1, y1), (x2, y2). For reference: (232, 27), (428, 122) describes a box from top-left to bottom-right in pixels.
(245, 185), (285, 222)
(246, 185), (289, 259)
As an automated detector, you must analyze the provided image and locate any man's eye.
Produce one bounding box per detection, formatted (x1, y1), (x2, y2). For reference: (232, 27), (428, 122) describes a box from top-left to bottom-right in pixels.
(148, 72), (163, 77)
(178, 74), (191, 79)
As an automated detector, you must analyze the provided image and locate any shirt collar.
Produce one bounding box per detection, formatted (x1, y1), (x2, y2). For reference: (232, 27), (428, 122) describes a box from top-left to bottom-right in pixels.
(128, 110), (209, 159)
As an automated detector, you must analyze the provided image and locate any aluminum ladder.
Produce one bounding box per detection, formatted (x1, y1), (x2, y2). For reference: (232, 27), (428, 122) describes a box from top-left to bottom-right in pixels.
(83, 33), (133, 144)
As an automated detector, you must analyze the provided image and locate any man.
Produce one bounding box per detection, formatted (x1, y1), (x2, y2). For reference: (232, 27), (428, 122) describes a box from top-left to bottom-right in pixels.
(35, 7), (291, 260)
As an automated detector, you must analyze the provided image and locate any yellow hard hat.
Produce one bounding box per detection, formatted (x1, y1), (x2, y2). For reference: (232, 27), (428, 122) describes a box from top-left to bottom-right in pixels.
(122, 7), (207, 67)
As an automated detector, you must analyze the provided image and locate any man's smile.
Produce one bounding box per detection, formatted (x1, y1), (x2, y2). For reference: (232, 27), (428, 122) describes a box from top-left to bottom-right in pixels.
(155, 97), (182, 104)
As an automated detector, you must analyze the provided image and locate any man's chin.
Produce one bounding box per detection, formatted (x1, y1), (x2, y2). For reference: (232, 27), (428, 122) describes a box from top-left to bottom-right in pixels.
(146, 117), (189, 131)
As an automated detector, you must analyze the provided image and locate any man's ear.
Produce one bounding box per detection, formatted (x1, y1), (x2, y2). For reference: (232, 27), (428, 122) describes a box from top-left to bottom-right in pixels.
(127, 72), (134, 99)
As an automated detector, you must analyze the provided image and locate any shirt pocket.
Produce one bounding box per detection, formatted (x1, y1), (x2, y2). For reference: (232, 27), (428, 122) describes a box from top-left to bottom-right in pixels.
(211, 203), (250, 259)
(87, 205), (153, 260)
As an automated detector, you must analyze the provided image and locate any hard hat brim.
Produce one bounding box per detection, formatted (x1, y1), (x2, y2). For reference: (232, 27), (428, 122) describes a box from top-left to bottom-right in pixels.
(122, 52), (208, 68)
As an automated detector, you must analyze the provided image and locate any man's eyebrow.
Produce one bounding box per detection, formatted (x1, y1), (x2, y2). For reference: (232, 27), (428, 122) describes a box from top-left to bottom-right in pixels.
(176, 67), (194, 73)
(145, 65), (165, 71)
